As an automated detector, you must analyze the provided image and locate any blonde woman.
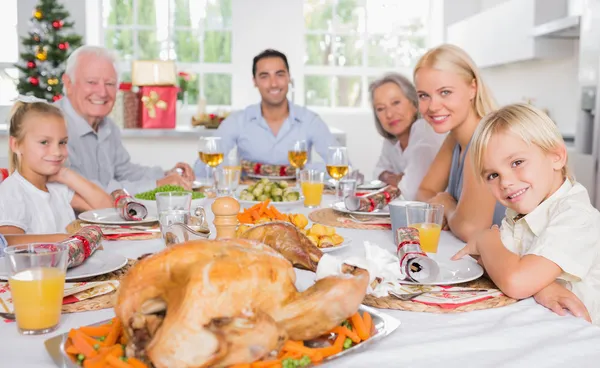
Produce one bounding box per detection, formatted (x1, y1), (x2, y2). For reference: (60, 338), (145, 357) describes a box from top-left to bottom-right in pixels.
(453, 103), (597, 324)
(370, 73), (445, 200)
(414, 44), (505, 242)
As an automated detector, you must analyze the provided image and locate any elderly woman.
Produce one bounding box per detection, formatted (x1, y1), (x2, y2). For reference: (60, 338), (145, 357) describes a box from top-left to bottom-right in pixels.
(371, 73), (445, 200)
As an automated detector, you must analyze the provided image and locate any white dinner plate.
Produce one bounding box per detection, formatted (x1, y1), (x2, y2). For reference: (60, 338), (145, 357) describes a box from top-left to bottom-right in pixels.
(0, 251), (128, 281)
(397, 258), (484, 286)
(331, 201), (390, 216)
(78, 208), (158, 225)
(357, 180), (387, 190)
(319, 237), (352, 253)
(247, 174), (296, 180)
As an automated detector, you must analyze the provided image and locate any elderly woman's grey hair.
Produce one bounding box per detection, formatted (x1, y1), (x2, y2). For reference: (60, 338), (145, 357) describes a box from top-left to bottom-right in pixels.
(369, 73), (419, 141)
(64, 45), (119, 84)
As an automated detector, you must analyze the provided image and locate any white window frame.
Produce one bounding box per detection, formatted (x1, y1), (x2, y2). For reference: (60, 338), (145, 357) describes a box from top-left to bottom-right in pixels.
(98, 0), (234, 109)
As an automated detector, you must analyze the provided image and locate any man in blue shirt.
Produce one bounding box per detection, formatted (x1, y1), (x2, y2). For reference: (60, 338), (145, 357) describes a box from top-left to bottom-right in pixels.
(194, 49), (340, 177)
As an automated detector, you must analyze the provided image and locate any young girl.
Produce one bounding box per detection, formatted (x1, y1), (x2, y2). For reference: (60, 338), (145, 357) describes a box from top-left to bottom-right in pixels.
(0, 99), (112, 235)
(453, 103), (600, 324)
(414, 44), (505, 242)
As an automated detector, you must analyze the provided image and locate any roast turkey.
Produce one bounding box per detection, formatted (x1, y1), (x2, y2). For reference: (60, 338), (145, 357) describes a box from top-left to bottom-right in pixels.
(115, 222), (369, 368)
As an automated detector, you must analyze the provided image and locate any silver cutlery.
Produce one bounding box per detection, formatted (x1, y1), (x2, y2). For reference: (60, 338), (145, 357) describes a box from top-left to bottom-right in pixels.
(388, 289), (491, 301)
(0, 312), (15, 320)
(348, 214), (391, 224)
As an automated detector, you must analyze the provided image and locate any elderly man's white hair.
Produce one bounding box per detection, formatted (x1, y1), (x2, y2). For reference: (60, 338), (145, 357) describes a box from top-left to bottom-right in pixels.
(64, 45), (119, 83)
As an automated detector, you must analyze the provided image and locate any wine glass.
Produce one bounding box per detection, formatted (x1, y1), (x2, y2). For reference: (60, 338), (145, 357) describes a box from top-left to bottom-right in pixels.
(326, 146), (349, 202)
(199, 137), (224, 191)
(288, 140), (308, 185)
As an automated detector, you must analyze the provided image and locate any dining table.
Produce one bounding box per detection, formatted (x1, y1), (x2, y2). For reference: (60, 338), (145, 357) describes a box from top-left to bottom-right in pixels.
(2, 193), (600, 368)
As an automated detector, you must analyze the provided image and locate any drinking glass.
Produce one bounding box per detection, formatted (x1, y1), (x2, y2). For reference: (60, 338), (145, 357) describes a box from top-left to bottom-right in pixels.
(199, 137), (224, 191)
(3, 243), (69, 335)
(300, 169), (324, 208)
(214, 167), (241, 196)
(337, 178), (357, 200)
(156, 191), (192, 241)
(405, 203), (444, 254)
(289, 140), (308, 185)
(326, 146), (349, 202)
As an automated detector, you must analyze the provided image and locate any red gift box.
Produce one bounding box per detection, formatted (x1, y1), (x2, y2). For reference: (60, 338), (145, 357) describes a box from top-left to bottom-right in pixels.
(138, 86), (177, 129)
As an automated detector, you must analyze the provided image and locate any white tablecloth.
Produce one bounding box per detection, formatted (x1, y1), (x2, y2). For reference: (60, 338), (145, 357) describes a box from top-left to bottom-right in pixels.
(2, 196), (600, 368)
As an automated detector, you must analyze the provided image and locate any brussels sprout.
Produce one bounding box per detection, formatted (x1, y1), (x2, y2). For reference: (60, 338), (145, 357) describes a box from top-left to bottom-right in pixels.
(257, 194), (269, 201)
(282, 187), (295, 196)
(284, 192), (300, 201)
(272, 196), (283, 202)
(263, 183), (273, 195)
(278, 181), (289, 189)
(271, 187), (283, 197)
(260, 178), (270, 184)
(247, 184), (256, 193)
(252, 187), (263, 197)
(240, 192), (255, 201)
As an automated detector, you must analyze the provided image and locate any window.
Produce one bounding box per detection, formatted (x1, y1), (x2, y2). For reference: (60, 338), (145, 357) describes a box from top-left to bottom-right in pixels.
(101, 0), (232, 106)
(0, 0), (18, 105)
(304, 0), (431, 108)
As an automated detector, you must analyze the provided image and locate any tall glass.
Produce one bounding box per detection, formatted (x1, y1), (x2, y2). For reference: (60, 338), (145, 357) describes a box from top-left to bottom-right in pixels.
(3, 243), (68, 335)
(214, 167), (241, 196)
(405, 203), (444, 254)
(300, 169), (324, 208)
(156, 192), (192, 242)
(326, 146), (349, 202)
(199, 137), (224, 191)
(289, 140), (308, 185)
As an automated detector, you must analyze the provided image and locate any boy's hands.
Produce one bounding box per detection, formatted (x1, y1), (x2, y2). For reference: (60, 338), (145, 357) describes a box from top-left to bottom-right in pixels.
(451, 225), (500, 260)
(534, 282), (591, 323)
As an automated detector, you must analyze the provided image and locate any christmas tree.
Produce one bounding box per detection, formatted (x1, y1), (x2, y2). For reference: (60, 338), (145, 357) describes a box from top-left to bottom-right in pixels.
(14, 0), (83, 102)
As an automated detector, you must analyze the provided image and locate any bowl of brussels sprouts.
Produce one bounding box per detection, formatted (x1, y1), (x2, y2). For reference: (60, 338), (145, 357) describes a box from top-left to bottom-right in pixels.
(237, 178), (303, 208)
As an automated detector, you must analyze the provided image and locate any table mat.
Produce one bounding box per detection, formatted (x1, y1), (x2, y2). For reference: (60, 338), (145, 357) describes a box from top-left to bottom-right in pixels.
(362, 277), (517, 313)
(62, 259), (138, 314)
(309, 208), (391, 230)
(66, 220), (161, 241)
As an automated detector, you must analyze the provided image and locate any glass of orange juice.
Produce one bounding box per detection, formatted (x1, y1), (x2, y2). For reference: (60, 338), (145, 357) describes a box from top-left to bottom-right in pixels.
(405, 203), (444, 254)
(300, 169), (324, 208)
(3, 243), (69, 335)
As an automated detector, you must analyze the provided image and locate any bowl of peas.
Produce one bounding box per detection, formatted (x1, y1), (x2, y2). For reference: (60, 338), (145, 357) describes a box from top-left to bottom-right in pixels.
(134, 185), (206, 215)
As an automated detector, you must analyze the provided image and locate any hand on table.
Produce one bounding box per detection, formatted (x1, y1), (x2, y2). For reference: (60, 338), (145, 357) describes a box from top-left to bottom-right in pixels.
(167, 162), (195, 182)
(534, 281), (591, 323)
(451, 225), (500, 260)
(157, 172), (193, 190)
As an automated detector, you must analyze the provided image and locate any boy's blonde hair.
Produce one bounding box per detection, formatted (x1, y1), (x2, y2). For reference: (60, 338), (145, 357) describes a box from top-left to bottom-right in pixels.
(414, 44), (497, 118)
(470, 103), (570, 180)
(8, 101), (65, 173)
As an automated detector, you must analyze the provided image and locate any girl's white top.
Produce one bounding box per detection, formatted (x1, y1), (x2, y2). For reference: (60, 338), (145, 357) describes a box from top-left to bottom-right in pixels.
(0, 171), (75, 233)
(373, 119), (446, 201)
(500, 179), (600, 325)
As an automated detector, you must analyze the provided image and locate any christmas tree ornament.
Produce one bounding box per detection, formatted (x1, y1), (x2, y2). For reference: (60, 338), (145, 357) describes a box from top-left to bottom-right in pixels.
(47, 86), (53, 91)
(52, 20), (64, 29)
(27, 61), (36, 69)
(47, 78), (59, 85)
(34, 10), (43, 19)
(36, 52), (47, 61)
(58, 42), (69, 50)
(52, 95), (62, 102)
(29, 77), (39, 86)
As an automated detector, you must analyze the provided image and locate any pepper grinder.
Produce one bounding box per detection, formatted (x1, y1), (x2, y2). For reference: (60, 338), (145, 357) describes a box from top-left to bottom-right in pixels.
(211, 196), (240, 239)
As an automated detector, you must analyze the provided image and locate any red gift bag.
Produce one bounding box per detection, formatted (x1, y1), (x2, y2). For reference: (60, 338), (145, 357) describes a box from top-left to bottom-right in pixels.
(138, 86), (177, 129)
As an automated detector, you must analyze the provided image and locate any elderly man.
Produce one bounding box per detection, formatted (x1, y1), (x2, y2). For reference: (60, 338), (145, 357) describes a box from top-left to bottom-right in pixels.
(58, 45), (194, 194)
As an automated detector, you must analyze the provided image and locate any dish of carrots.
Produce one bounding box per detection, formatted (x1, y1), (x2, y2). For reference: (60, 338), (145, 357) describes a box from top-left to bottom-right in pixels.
(237, 199), (289, 224)
(228, 310), (374, 368)
(64, 311), (373, 368)
(64, 317), (148, 368)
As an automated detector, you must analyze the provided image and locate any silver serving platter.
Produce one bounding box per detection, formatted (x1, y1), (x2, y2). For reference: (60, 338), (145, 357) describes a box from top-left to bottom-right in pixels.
(45, 305), (400, 367)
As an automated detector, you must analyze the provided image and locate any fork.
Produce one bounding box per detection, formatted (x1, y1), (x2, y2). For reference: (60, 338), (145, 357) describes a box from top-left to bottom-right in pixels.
(388, 289), (490, 301)
(348, 214), (391, 225)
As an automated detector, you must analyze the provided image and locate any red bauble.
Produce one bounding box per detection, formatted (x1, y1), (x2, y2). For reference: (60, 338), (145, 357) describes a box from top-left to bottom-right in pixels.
(58, 42), (68, 50)
(52, 20), (64, 29)
(29, 77), (39, 86)
(52, 95), (62, 102)
(27, 61), (36, 69)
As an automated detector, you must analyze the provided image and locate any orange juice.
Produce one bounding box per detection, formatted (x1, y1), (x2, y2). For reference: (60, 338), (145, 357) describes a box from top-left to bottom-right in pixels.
(301, 182), (324, 207)
(409, 223), (442, 253)
(9, 267), (65, 331)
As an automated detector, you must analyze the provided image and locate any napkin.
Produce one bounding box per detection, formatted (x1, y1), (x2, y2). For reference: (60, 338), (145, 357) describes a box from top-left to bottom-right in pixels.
(0, 280), (119, 315)
(316, 241), (502, 307)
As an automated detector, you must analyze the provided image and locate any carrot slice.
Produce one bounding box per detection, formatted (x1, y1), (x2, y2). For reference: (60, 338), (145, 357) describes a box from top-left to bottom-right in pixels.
(79, 325), (112, 337)
(104, 318), (123, 346)
(71, 330), (98, 359)
(68, 329), (100, 347)
(83, 345), (123, 368)
(331, 325), (360, 343)
(281, 341), (323, 362)
(350, 312), (369, 341)
(106, 355), (132, 368)
(127, 358), (149, 368)
(250, 360), (281, 368)
(316, 332), (345, 357)
(362, 311), (373, 338)
(228, 364), (252, 368)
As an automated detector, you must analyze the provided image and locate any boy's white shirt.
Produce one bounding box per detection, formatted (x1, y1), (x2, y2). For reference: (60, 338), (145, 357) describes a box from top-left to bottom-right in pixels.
(0, 171), (75, 234)
(500, 179), (600, 324)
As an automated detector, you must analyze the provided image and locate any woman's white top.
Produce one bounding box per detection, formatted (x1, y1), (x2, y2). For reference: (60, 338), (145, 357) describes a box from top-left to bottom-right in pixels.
(0, 171), (75, 234)
(373, 119), (446, 200)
